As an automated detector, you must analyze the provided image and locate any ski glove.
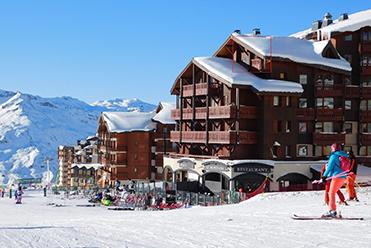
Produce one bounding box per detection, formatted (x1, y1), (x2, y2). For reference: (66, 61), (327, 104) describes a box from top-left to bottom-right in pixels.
(321, 176), (327, 184)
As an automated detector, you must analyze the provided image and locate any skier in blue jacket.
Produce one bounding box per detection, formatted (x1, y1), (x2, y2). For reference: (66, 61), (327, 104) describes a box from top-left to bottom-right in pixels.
(322, 143), (348, 217)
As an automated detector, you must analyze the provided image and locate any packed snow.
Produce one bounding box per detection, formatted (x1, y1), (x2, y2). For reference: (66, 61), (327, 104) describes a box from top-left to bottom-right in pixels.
(231, 34), (351, 71)
(193, 57), (304, 93)
(0, 188), (370, 247)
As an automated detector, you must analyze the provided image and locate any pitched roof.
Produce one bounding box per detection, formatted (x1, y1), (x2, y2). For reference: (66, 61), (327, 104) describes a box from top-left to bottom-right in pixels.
(100, 112), (156, 133)
(231, 34), (351, 71)
(152, 102), (176, 125)
(291, 9), (371, 39)
(193, 56), (303, 93)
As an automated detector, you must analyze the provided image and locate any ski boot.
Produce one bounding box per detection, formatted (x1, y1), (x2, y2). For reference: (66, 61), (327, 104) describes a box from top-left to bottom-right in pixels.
(322, 210), (337, 218)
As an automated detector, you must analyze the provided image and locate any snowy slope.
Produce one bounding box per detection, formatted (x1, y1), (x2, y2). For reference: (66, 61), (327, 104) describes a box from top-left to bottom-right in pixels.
(0, 89), (156, 182)
(91, 98), (156, 112)
(0, 188), (370, 248)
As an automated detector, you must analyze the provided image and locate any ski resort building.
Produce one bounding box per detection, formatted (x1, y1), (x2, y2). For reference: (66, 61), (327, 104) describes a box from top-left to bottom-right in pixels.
(164, 27), (356, 193)
(292, 9), (371, 166)
(96, 103), (176, 186)
(57, 146), (74, 187)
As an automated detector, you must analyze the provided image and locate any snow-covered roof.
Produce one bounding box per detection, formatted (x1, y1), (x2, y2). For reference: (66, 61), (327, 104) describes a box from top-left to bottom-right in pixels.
(152, 102), (176, 125)
(193, 57), (303, 93)
(71, 163), (103, 170)
(292, 9), (371, 39)
(101, 112), (156, 133)
(231, 34), (351, 71)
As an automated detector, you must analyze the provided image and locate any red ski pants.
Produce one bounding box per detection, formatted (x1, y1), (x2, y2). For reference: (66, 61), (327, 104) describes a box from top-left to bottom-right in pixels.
(328, 178), (346, 211)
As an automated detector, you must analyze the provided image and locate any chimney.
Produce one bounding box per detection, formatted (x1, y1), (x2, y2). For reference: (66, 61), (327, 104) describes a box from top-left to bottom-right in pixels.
(339, 13), (349, 21)
(322, 12), (333, 27)
(233, 29), (241, 34)
(312, 20), (322, 31)
(252, 28), (261, 36)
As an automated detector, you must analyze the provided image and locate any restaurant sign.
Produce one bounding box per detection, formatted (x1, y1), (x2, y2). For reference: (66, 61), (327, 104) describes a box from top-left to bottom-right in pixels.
(177, 158), (196, 170)
(203, 161), (229, 172)
(233, 163), (272, 174)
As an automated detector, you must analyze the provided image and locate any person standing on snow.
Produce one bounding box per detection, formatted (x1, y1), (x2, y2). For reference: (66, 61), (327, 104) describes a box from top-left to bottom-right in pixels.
(321, 143), (348, 218)
(320, 163), (347, 206)
(15, 185), (23, 204)
(346, 150), (358, 201)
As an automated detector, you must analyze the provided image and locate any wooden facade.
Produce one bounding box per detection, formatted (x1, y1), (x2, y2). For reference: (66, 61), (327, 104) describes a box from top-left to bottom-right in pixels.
(57, 146), (74, 187)
(169, 33), (351, 162)
(297, 12), (371, 164)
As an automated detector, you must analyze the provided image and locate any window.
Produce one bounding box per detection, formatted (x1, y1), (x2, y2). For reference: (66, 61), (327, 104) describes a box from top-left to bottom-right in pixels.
(361, 56), (371, 67)
(315, 146), (322, 156)
(344, 122), (352, 134)
(360, 146), (366, 156)
(279, 72), (286, 79)
(345, 100), (352, 110)
(316, 98), (334, 109)
(360, 100), (367, 111)
(343, 146), (352, 153)
(368, 100), (371, 110)
(286, 96), (291, 107)
(315, 122), (323, 133)
(297, 145), (308, 157)
(285, 121), (291, 132)
(323, 145), (332, 156)
(299, 74), (307, 85)
(323, 122), (333, 132)
(285, 145), (291, 157)
(362, 31), (371, 41)
(299, 98), (307, 108)
(299, 122), (307, 133)
(273, 96), (280, 106)
(361, 123), (371, 133)
(344, 34), (352, 41)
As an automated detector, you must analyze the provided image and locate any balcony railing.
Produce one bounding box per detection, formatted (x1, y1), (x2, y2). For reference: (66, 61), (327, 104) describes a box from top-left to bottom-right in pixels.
(313, 132), (345, 145)
(296, 108), (315, 120)
(360, 133), (371, 145)
(361, 67), (371, 76)
(314, 85), (343, 97)
(360, 87), (371, 99)
(316, 108), (343, 121)
(171, 105), (257, 120)
(183, 83), (219, 97)
(360, 110), (371, 122)
(170, 131), (258, 144)
(345, 85), (360, 98)
(360, 43), (371, 53)
(356, 156), (371, 165)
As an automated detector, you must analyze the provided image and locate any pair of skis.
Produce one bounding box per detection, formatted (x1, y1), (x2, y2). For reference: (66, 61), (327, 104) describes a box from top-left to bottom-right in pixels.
(292, 214), (364, 220)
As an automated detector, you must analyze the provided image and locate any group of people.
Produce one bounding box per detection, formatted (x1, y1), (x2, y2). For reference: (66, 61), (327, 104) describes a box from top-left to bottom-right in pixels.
(320, 143), (359, 218)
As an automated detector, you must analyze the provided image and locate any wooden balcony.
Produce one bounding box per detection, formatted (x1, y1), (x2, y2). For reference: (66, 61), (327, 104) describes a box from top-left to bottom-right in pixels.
(110, 145), (128, 152)
(345, 85), (360, 98)
(182, 83), (220, 97)
(313, 132), (345, 145)
(360, 42), (371, 53)
(360, 87), (371, 99)
(170, 131), (258, 144)
(316, 108), (343, 121)
(296, 108), (315, 120)
(314, 85), (343, 97)
(361, 67), (371, 76)
(360, 111), (371, 122)
(171, 105), (257, 120)
(360, 133), (371, 145)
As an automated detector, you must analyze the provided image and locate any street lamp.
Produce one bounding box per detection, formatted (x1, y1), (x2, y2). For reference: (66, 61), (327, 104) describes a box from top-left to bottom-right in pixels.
(43, 157), (53, 190)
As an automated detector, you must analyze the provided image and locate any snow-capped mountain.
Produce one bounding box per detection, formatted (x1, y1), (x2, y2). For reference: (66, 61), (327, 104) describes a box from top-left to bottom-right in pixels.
(0, 89), (156, 183)
(91, 98), (156, 112)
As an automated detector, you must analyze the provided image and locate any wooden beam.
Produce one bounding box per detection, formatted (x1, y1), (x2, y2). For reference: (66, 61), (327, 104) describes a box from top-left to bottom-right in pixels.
(180, 78), (183, 144)
(236, 88), (240, 145)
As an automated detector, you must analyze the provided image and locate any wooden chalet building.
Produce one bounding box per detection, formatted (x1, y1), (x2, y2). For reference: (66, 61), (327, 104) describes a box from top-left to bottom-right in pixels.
(293, 9), (371, 165)
(164, 30), (353, 193)
(57, 145), (74, 187)
(97, 103), (175, 186)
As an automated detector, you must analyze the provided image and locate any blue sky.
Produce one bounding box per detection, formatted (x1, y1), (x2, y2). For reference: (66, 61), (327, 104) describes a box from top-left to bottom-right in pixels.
(0, 1), (368, 104)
